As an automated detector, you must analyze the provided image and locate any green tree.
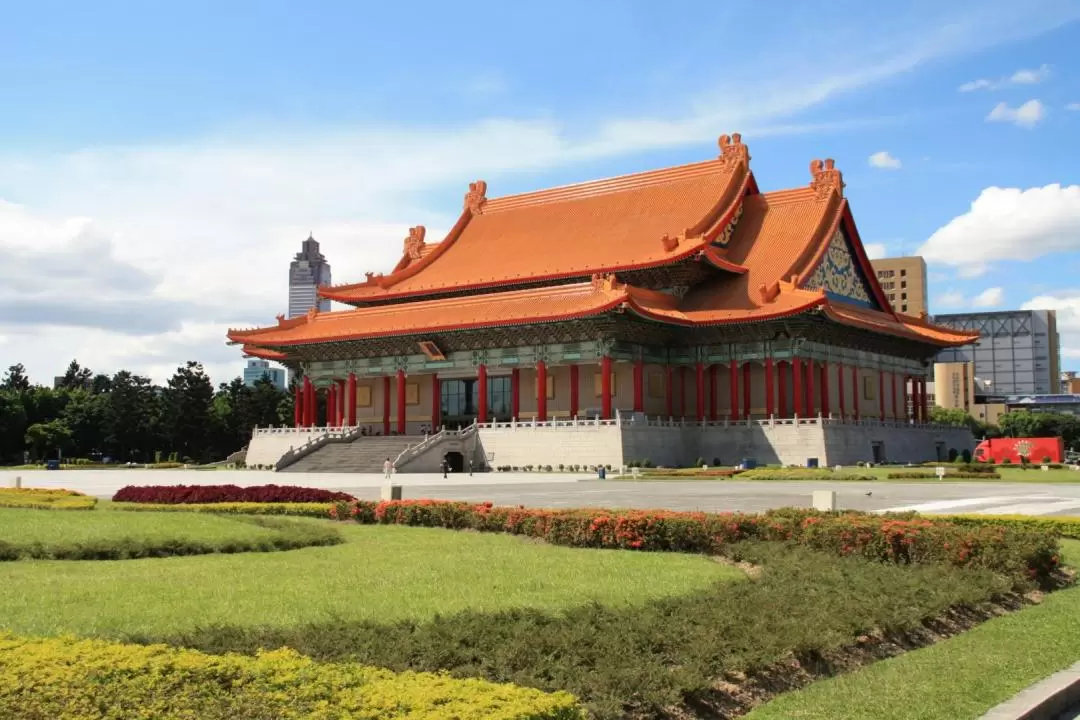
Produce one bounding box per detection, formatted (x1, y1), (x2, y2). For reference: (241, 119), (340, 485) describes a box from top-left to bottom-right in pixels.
(1, 364), (30, 393)
(61, 389), (107, 459)
(59, 359), (94, 390)
(0, 390), (29, 464)
(104, 371), (161, 463)
(24, 419), (73, 461)
(163, 361), (215, 463)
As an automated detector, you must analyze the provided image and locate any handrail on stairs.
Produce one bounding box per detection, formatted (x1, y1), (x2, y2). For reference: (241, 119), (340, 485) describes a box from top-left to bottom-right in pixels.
(393, 421), (479, 470)
(274, 425), (367, 471)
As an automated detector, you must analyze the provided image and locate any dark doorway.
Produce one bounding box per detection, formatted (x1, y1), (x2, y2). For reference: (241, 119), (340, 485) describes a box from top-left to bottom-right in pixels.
(871, 441), (885, 464)
(935, 442), (946, 462)
(444, 451), (465, 473)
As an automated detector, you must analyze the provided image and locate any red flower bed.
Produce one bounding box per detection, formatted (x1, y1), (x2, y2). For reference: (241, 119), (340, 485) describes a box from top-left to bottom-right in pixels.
(113, 484), (355, 504)
(332, 499), (1060, 586)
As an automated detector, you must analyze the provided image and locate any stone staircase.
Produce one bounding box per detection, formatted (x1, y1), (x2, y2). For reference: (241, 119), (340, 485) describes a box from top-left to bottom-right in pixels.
(279, 435), (422, 473)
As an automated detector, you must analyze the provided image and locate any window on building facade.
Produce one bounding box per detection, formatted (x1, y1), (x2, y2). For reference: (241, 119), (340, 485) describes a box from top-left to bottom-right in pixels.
(901, 280), (907, 289)
(901, 304), (908, 312)
(900, 269), (907, 277)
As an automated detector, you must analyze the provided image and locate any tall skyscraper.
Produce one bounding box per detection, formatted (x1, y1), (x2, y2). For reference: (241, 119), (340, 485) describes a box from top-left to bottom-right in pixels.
(288, 234), (332, 318)
(869, 256), (927, 316)
(934, 309), (1061, 395)
(242, 359), (286, 390)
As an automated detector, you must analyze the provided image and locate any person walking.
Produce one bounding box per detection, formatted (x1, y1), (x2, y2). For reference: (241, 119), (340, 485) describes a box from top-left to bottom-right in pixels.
(441, 457), (448, 479)
(383, 457), (393, 480)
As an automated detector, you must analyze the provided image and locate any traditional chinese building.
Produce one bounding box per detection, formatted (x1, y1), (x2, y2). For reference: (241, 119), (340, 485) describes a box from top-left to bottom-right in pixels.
(231, 134), (978, 471)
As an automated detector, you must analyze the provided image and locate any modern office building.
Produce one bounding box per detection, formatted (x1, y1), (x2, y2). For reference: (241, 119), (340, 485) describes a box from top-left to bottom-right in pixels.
(242, 359), (286, 390)
(933, 309), (1061, 396)
(1062, 372), (1080, 394)
(932, 361), (975, 413)
(288, 235), (332, 318)
(870, 256), (928, 316)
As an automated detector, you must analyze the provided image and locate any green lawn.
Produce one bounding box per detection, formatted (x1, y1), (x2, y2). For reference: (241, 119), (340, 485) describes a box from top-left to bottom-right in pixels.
(0, 508), (285, 546)
(746, 539), (1080, 720)
(0, 523), (738, 637)
(627, 466), (1080, 483)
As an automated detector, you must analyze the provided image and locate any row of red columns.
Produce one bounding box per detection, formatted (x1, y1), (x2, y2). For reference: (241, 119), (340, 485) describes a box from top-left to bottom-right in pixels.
(293, 360), (931, 429)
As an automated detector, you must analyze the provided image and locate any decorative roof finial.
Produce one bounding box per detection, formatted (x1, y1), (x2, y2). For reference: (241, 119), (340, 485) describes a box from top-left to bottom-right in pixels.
(809, 158), (845, 199)
(464, 180), (488, 214)
(305, 307), (319, 323)
(718, 133), (750, 169)
(590, 273), (623, 292)
(275, 313), (286, 326)
(403, 225), (427, 260)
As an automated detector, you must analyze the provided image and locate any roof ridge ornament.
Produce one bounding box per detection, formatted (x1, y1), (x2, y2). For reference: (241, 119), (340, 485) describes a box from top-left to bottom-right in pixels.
(276, 314), (286, 326)
(591, 273), (623, 293)
(810, 158), (845, 199)
(306, 307), (319, 323)
(464, 180), (488, 214)
(717, 133), (750, 169)
(660, 233), (680, 252)
(404, 225), (426, 260)
(758, 282), (781, 304)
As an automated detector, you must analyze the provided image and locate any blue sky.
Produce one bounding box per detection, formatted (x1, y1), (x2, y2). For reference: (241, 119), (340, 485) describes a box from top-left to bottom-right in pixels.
(0, 0), (1078, 384)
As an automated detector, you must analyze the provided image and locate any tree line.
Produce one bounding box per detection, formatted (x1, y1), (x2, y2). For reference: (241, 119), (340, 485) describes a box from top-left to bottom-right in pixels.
(928, 406), (1080, 451)
(0, 360), (294, 465)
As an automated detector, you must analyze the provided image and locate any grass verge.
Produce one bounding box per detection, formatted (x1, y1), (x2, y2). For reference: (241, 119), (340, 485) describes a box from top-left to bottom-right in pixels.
(0, 523), (736, 636)
(142, 542), (1013, 720)
(0, 509), (342, 560)
(745, 539), (1080, 720)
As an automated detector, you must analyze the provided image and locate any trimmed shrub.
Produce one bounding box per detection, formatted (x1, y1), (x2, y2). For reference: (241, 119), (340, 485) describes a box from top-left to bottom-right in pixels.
(887, 471), (1003, 480)
(0, 488), (96, 510)
(0, 634), (583, 720)
(931, 514), (1080, 540)
(113, 484), (354, 504)
(737, 467), (875, 481)
(115, 502), (334, 518)
(962, 448), (972, 463)
(330, 500), (1060, 586)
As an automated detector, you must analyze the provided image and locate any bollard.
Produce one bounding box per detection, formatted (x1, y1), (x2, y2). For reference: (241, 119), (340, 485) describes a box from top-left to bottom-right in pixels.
(13, 476), (21, 489)
(380, 484), (402, 501)
(812, 490), (836, 511)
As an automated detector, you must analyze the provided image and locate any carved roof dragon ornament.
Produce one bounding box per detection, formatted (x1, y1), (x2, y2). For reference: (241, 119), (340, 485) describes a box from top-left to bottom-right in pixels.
(717, 133), (750, 169)
(403, 225), (426, 260)
(464, 180), (488, 214)
(810, 158), (845, 200)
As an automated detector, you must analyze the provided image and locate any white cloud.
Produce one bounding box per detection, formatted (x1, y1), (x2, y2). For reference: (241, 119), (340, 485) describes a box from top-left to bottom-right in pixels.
(1067, 102), (1080, 111)
(3, 4), (1078, 386)
(918, 184), (1080, 271)
(972, 287), (1005, 307)
(868, 151), (902, 170)
(863, 242), (888, 259)
(957, 263), (990, 279)
(959, 63), (1050, 91)
(986, 99), (1047, 127)
(937, 290), (967, 309)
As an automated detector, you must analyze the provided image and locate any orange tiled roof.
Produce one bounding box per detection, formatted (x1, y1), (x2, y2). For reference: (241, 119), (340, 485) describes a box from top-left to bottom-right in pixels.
(321, 135), (754, 304)
(228, 277), (631, 347)
(824, 303), (980, 346)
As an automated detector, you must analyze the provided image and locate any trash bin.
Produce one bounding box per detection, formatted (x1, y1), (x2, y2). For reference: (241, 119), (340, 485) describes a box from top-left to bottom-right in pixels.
(741, 458), (757, 470)
(46, 459), (60, 471)
(806, 457), (819, 468)
(598, 467), (606, 480)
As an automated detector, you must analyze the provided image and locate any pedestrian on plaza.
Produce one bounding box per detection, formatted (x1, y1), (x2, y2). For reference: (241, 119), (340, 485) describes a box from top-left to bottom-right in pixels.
(468, 459), (473, 476)
(383, 457), (393, 480)
(441, 457), (448, 479)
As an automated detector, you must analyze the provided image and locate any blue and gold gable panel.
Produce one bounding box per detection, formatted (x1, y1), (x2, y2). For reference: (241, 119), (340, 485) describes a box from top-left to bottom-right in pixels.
(803, 227), (883, 311)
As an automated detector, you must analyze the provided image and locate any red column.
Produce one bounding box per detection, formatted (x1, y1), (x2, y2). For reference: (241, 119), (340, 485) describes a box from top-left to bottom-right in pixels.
(664, 365), (673, 417)
(879, 370), (886, 421)
(709, 365), (718, 420)
(920, 376), (929, 423)
(536, 361), (547, 422)
(792, 358), (804, 416)
(837, 363), (846, 418)
(293, 383), (303, 427)
(346, 373), (357, 427)
(852, 366), (860, 420)
(742, 363), (752, 419)
(569, 365), (579, 418)
(477, 364), (488, 424)
(382, 376), (391, 435)
(729, 361), (740, 421)
(804, 360), (815, 416)
(337, 380), (347, 426)
(396, 369), (407, 435)
(431, 374), (441, 430)
(695, 362), (705, 421)
(510, 368), (520, 420)
(678, 366), (687, 417)
(765, 357), (775, 417)
(634, 359), (645, 413)
(600, 355), (612, 419)
(327, 383), (337, 428)
(892, 372), (900, 421)
(778, 362), (788, 418)
(820, 362), (830, 416)
(302, 376), (313, 427)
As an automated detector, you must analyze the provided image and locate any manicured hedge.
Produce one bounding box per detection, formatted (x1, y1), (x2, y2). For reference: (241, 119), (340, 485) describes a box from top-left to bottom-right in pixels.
(887, 472), (1003, 479)
(329, 500), (1060, 586)
(734, 467), (876, 481)
(113, 484), (354, 504)
(0, 517), (343, 561)
(931, 514), (1080, 540)
(114, 501), (334, 517)
(0, 633), (583, 720)
(0, 488), (96, 510)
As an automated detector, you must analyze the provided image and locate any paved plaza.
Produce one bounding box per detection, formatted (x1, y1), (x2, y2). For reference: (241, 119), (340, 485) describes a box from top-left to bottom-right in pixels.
(6, 469), (1080, 516)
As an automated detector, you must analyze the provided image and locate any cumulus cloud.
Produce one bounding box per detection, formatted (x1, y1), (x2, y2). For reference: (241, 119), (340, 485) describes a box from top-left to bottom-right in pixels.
(959, 63), (1050, 91)
(1023, 292), (1080, 361)
(863, 242), (888, 259)
(986, 99), (1047, 127)
(917, 184), (1080, 271)
(972, 287), (1005, 307)
(1068, 102), (1080, 111)
(868, 151), (902, 170)
(936, 290), (967, 309)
